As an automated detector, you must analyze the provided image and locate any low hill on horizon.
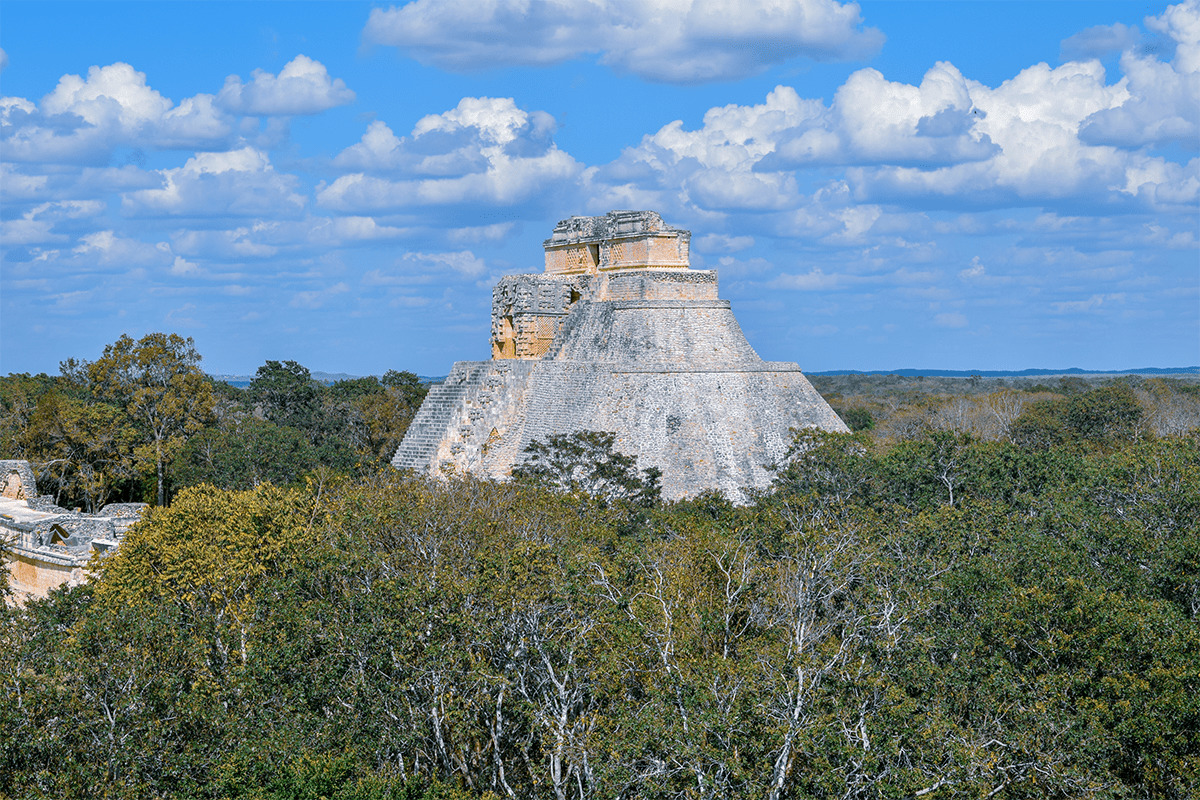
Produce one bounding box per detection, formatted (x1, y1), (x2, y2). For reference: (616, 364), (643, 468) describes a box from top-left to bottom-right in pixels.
(209, 371), (444, 388)
(208, 366), (1198, 387)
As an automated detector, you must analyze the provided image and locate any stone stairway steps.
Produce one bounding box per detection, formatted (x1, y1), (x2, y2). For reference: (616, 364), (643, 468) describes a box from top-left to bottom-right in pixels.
(391, 371), (482, 470)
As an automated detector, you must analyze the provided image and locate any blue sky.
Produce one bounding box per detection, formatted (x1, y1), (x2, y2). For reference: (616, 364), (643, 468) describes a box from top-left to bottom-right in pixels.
(2, 0), (1197, 376)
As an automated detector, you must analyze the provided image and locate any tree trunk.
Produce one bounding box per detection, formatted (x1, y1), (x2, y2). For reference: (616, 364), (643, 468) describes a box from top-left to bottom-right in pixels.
(156, 438), (165, 507)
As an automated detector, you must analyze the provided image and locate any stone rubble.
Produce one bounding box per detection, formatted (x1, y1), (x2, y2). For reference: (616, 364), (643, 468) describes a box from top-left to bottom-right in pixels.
(1, 459), (146, 603)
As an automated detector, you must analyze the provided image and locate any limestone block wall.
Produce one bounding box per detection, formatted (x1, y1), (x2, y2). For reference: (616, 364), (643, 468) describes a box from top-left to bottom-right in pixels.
(601, 269), (716, 301)
(518, 365), (843, 502)
(0, 460), (37, 501)
(394, 210), (849, 502)
(98, 503), (148, 537)
(544, 243), (600, 276)
(1, 460), (145, 604)
(491, 274), (587, 359)
(31, 516), (116, 551)
(543, 210), (691, 275)
(3, 512), (117, 555)
(599, 234), (689, 271)
(392, 361), (539, 473)
(392, 365), (490, 471)
(2, 514), (108, 604)
(548, 300), (763, 368)
(442, 361), (539, 474)
(6, 550), (85, 603)
(397, 360), (845, 503)
(396, 283), (849, 500)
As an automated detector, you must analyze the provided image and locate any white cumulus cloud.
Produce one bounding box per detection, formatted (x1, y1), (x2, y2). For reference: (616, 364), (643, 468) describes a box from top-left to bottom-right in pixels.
(364, 0), (883, 84)
(123, 146), (306, 217)
(592, 15), (1196, 225)
(42, 62), (172, 128)
(332, 120), (408, 171)
(848, 59), (1196, 211)
(218, 55), (355, 115)
(321, 97), (581, 212)
(398, 249), (488, 278)
(598, 86), (818, 214)
(65, 229), (178, 270)
(171, 227), (280, 260)
(1060, 22), (1142, 62)
(2, 62), (233, 164)
(0, 200), (105, 246)
(1078, 0), (1200, 148)
(766, 63), (997, 168)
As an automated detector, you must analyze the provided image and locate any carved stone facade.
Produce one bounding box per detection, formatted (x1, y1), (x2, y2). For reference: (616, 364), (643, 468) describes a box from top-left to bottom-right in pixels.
(394, 211), (848, 502)
(491, 274), (587, 360)
(543, 210), (690, 275)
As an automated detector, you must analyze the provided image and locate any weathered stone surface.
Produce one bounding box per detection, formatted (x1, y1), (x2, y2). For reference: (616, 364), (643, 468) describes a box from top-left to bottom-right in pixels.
(394, 210), (848, 502)
(543, 210), (690, 275)
(1, 459), (146, 604)
(0, 460), (37, 502)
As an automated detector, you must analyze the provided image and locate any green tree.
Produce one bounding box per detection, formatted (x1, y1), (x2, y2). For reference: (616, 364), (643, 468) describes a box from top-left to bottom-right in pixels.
(513, 430), (661, 507)
(356, 372), (427, 463)
(174, 416), (317, 491)
(248, 360), (322, 433)
(1009, 398), (1072, 449)
(326, 376), (385, 403)
(24, 391), (139, 510)
(246, 361), (363, 472)
(1065, 382), (1143, 443)
(1010, 384), (1146, 452)
(96, 482), (309, 676)
(0, 372), (67, 458)
(770, 428), (872, 504)
(381, 369), (424, 396)
(5, 412), (1199, 798)
(64, 333), (214, 506)
(840, 406), (875, 432)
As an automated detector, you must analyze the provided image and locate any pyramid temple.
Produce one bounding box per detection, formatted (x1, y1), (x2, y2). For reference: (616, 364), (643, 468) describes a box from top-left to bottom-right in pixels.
(392, 211), (848, 501)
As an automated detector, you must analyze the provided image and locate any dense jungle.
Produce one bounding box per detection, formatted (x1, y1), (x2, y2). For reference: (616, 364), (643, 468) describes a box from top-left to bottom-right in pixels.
(2, 333), (1199, 799)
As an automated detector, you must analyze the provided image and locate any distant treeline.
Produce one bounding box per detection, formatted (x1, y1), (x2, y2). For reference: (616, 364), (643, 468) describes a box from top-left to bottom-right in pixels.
(5, 333), (1198, 514)
(2, 335), (1199, 799)
(810, 367), (1199, 377)
(210, 372), (446, 389)
(812, 372), (1200, 444)
(0, 333), (427, 510)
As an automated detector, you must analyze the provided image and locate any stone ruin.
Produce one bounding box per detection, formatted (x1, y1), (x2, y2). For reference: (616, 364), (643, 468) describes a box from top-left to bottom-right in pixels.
(393, 210), (848, 502)
(0, 459), (146, 603)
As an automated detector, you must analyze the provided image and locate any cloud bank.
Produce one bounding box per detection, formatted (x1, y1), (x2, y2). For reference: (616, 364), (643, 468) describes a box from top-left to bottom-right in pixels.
(364, 0), (884, 83)
(1, 1), (1196, 375)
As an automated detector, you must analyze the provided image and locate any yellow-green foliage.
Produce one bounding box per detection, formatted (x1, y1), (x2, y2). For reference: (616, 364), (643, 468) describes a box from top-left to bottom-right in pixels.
(94, 482), (308, 674)
(99, 483), (306, 607)
(3, 434), (1198, 800)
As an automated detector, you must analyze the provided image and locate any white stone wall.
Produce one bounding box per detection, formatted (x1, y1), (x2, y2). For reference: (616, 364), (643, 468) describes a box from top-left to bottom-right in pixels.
(393, 212), (849, 501)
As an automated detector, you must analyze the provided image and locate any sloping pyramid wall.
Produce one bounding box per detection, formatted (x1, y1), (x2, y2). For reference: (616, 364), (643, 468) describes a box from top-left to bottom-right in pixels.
(393, 212), (847, 502)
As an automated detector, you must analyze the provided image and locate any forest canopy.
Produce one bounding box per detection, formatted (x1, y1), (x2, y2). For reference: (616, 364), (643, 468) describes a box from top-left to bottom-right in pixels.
(2, 337), (1199, 799)
(1, 336), (428, 511)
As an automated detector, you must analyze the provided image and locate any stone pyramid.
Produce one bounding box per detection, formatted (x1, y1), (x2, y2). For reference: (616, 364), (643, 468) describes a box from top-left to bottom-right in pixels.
(393, 210), (848, 501)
